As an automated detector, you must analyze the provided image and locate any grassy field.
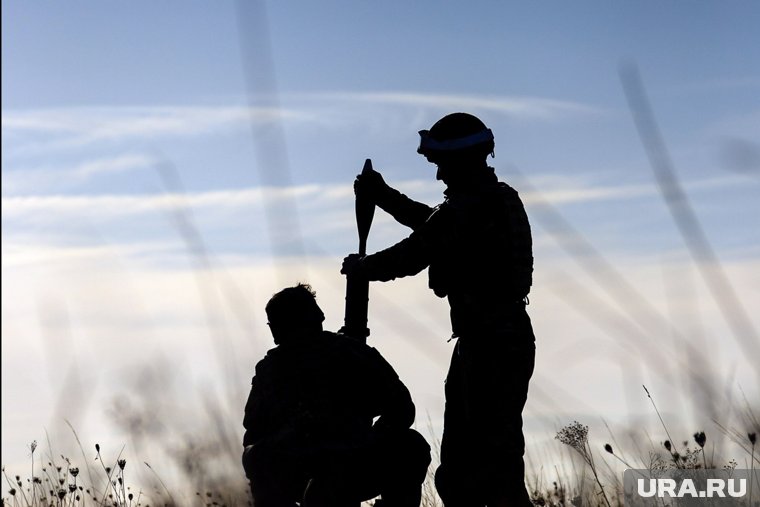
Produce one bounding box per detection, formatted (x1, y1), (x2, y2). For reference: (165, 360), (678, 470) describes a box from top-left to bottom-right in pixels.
(3, 391), (758, 507)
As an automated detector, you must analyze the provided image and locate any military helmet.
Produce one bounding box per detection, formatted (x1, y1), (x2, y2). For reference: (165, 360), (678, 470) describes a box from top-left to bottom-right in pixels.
(417, 112), (494, 159)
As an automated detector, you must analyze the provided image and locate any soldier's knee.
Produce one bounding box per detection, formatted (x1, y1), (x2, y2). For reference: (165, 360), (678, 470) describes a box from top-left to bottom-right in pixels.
(242, 443), (274, 479)
(375, 428), (431, 485)
(242, 445), (255, 477)
(405, 429), (431, 457)
(399, 429), (432, 479)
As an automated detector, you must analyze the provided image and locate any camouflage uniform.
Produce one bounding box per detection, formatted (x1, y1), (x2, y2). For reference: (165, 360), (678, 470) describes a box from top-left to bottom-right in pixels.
(359, 166), (535, 506)
(243, 331), (431, 507)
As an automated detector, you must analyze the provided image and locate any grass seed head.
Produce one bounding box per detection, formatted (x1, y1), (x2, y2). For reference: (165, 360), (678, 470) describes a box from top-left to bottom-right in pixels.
(664, 440), (672, 451)
(749, 432), (757, 445)
(555, 421), (589, 453)
(604, 443), (613, 454)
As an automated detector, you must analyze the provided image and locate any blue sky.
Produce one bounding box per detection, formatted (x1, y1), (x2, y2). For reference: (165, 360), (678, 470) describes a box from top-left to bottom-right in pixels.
(3, 0), (760, 491)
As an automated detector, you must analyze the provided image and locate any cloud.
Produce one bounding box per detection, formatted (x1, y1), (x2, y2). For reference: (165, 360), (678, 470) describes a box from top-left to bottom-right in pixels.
(1, 184), (324, 221)
(4, 173), (749, 226)
(2, 91), (602, 156)
(704, 109), (760, 141)
(1, 240), (181, 269)
(2, 153), (157, 194)
(670, 76), (760, 94)
(313, 91), (604, 120)
(2, 105), (314, 152)
(3, 241), (758, 472)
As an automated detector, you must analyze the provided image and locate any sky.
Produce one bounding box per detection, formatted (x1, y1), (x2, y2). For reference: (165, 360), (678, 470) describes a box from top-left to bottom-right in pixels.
(3, 0), (760, 495)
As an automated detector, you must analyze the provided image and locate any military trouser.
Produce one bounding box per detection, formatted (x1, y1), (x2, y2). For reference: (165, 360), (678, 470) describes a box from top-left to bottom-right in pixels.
(244, 426), (431, 507)
(435, 313), (535, 507)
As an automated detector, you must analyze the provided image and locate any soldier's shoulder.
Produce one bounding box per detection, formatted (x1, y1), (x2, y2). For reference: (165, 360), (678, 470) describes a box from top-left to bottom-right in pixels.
(253, 346), (282, 376)
(493, 182), (527, 209)
(495, 181), (520, 197)
(321, 330), (370, 352)
(322, 331), (388, 361)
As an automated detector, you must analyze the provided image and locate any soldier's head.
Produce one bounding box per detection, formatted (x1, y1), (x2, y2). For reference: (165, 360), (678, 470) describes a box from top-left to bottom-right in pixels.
(265, 283), (325, 345)
(417, 112), (495, 187)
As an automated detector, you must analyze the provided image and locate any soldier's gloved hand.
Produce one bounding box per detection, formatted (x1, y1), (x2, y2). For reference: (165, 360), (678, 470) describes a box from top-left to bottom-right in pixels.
(354, 166), (391, 203)
(341, 253), (365, 276)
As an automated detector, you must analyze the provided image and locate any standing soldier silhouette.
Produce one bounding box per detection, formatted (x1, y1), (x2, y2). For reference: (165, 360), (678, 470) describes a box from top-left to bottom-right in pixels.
(342, 113), (535, 507)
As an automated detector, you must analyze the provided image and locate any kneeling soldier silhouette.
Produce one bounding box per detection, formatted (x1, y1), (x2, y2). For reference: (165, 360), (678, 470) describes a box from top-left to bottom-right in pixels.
(242, 284), (431, 507)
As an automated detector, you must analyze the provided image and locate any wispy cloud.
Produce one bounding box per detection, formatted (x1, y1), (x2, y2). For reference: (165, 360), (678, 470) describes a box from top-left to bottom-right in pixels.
(2, 91), (602, 155)
(667, 76), (760, 94)
(2, 105), (314, 152)
(1, 184), (323, 221)
(306, 91), (604, 120)
(703, 108), (760, 139)
(2, 153), (156, 194)
(1, 240), (177, 269)
(6, 174), (744, 224)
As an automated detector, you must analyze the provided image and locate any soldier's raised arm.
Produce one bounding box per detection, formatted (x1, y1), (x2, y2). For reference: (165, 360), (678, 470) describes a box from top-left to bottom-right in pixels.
(354, 165), (434, 230)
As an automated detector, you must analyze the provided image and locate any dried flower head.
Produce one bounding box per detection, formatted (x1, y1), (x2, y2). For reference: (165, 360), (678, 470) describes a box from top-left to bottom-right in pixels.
(57, 488), (67, 499)
(749, 433), (757, 445)
(556, 421), (589, 453)
(604, 443), (613, 454)
(69, 467), (79, 478)
(664, 440), (672, 452)
(30, 440), (38, 454)
(694, 431), (706, 448)
(118, 459), (126, 471)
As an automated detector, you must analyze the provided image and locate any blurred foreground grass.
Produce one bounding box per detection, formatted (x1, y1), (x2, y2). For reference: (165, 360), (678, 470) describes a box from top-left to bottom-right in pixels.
(3, 389), (758, 507)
